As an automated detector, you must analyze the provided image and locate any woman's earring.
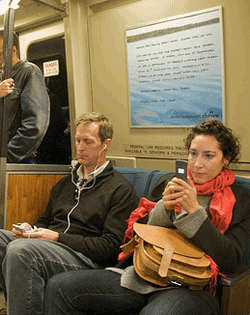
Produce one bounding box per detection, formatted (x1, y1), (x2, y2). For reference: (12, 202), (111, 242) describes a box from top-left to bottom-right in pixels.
(223, 159), (230, 168)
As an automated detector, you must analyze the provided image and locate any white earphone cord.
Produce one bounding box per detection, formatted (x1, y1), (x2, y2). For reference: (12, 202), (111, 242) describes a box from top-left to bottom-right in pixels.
(64, 144), (106, 233)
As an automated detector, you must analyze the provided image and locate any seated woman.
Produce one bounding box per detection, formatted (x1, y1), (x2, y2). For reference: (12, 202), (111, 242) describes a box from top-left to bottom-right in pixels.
(43, 119), (250, 315)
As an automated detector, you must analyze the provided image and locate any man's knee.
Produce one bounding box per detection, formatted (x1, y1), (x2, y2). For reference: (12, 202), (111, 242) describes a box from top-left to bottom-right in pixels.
(0, 230), (15, 245)
(4, 239), (37, 265)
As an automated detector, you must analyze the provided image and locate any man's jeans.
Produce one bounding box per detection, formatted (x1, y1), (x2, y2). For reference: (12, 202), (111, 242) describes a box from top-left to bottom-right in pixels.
(44, 269), (220, 315)
(0, 230), (100, 315)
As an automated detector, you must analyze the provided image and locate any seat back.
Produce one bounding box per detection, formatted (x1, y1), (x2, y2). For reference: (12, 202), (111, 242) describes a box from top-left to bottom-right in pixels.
(114, 167), (159, 200)
(235, 176), (250, 196)
(146, 170), (168, 198)
(235, 176), (250, 265)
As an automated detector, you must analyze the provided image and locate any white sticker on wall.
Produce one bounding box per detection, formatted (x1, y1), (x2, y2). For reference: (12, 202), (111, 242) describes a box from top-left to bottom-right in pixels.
(43, 60), (59, 77)
(123, 143), (188, 158)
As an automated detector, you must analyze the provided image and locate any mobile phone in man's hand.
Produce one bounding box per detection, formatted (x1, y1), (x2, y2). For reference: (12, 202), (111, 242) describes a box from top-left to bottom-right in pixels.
(12, 224), (25, 232)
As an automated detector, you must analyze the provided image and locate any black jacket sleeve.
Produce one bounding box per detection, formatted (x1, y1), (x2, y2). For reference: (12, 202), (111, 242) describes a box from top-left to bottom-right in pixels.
(190, 183), (250, 274)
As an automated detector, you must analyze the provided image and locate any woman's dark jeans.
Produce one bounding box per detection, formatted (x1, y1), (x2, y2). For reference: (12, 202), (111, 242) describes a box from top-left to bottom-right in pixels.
(44, 269), (220, 315)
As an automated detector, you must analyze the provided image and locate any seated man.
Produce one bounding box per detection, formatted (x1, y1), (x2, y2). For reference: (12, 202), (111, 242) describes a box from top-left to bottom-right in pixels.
(0, 112), (138, 315)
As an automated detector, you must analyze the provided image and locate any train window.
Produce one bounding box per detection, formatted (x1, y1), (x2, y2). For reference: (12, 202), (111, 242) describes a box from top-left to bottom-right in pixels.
(27, 36), (71, 165)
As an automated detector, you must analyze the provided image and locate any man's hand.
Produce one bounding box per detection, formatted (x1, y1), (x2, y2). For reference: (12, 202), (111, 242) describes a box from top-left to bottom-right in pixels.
(22, 228), (59, 242)
(12, 222), (32, 238)
(0, 78), (14, 97)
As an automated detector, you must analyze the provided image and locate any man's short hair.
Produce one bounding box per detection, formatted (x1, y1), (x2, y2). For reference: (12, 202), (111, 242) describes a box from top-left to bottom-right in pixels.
(0, 31), (19, 57)
(76, 112), (113, 142)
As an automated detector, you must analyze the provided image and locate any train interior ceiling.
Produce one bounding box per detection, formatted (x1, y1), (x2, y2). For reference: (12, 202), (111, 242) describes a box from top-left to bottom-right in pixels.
(0, 0), (249, 176)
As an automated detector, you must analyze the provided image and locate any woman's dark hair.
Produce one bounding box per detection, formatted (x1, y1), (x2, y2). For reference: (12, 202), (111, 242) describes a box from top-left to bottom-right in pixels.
(184, 119), (241, 164)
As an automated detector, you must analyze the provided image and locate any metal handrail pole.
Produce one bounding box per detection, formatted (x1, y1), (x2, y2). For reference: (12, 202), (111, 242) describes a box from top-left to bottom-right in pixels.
(0, 8), (15, 228)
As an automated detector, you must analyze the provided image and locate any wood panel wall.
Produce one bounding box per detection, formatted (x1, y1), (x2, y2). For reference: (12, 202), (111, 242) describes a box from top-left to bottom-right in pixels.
(6, 174), (67, 230)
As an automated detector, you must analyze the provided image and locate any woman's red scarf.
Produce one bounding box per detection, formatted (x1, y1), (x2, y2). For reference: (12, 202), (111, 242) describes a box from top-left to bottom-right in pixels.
(176, 167), (235, 234)
(118, 167), (236, 294)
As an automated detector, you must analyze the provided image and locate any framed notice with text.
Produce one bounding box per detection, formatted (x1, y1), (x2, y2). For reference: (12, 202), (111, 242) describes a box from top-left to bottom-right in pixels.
(126, 7), (225, 128)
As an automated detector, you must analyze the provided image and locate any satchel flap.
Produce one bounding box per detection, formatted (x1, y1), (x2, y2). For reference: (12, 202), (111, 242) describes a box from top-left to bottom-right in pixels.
(133, 222), (204, 259)
(153, 245), (210, 267)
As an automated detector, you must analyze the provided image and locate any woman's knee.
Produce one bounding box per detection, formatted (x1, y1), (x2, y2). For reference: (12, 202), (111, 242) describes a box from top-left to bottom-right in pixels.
(45, 270), (146, 314)
(46, 271), (73, 299)
(44, 270), (113, 314)
(46, 269), (109, 300)
(139, 288), (219, 315)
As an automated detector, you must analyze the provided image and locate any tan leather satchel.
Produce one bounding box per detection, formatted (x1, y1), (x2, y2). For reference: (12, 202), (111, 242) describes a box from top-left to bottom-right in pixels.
(121, 222), (211, 290)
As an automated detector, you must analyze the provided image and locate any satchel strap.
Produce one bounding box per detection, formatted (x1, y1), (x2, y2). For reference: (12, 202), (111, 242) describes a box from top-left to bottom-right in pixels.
(120, 236), (138, 253)
(158, 241), (176, 278)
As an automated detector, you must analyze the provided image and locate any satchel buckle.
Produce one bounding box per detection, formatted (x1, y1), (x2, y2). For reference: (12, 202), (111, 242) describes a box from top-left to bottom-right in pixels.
(170, 275), (184, 286)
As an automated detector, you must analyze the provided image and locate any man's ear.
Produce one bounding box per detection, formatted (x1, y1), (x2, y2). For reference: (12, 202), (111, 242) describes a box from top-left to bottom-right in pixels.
(12, 45), (17, 57)
(104, 138), (111, 151)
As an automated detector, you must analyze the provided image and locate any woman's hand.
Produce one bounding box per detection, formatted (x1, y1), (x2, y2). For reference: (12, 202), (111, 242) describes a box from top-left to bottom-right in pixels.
(162, 181), (179, 212)
(162, 177), (200, 214)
